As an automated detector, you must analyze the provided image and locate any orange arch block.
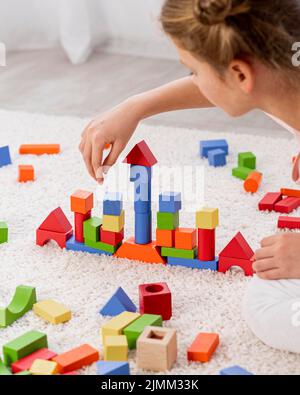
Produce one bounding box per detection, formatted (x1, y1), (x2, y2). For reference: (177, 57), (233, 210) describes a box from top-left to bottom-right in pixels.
(114, 237), (166, 264)
(244, 171), (262, 193)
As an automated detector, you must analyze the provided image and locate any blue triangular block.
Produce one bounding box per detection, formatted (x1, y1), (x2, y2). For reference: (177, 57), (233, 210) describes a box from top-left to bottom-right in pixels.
(97, 361), (130, 375)
(99, 287), (137, 317)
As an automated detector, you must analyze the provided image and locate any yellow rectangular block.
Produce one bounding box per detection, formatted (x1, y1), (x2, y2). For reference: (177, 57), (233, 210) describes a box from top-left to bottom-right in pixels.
(102, 210), (125, 233)
(101, 311), (140, 343)
(104, 335), (128, 361)
(196, 208), (219, 230)
(29, 359), (58, 375)
(33, 300), (72, 324)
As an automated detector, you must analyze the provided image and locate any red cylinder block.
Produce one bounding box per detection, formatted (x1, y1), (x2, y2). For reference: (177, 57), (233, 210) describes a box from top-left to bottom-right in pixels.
(74, 211), (91, 243)
(198, 228), (215, 261)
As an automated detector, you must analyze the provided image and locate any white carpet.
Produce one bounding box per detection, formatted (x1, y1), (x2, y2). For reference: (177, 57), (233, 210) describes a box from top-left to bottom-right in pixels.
(0, 109), (300, 375)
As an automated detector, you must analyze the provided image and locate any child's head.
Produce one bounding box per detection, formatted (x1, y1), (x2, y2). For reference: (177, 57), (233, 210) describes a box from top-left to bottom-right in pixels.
(161, 0), (300, 116)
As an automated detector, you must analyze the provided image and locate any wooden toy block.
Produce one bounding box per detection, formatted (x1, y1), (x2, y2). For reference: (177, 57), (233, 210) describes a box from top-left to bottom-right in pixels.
(102, 210), (125, 233)
(196, 208), (219, 230)
(139, 282), (172, 321)
(74, 211), (91, 243)
(18, 165), (34, 182)
(85, 239), (121, 254)
(39, 207), (72, 234)
(136, 326), (177, 372)
(0, 146), (12, 167)
(0, 358), (12, 375)
(29, 359), (58, 375)
(36, 228), (73, 249)
(219, 232), (254, 260)
(135, 212), (152, 245)
(258, 192), (283, 211)
(244, 171), (262, 193)
(274, 196), (300, 213)
(103, 335), (128, 361)
(232, 166), (253, 180)
(199, 139), (229, 158)
(220, 365), (253, 375)
(198, 228), (215, 261)
(208, 149), (227, 167)
(3, 330), (48, 366)
(130, 164), (152, 183)
(161, 246), (197, 260)
(15, 370), (32, 375)
(156, 229), (174, 248)
(100, 228), (124, 246)
(167, 256), (218, 271)
(175, 228), (197, 250)
(97, 361), (130, 375)
(0, 221), (8, 244)
(52, 344), (99, 374)
(103, 192), (123, 216)
(187, 333), (219, 363)
(123, 140), (158, 167)
(66, 236), (113, 256)
(11, 348), (57, 373)
(70, 189), (94, 214)
(19, 144), (60, 155)
(101, 311), (140, 343)
(281, 188), (300, 198)
(157, 211), (179, 230)
(83, 217), (102, 242)
(159, 192), (182, 213)
(218, 256), (253, 276)
(0, 285), (37, 328)
(278, 216), (300, 229)
(238, 152), (256, 169)
(124, 314), (163, 349)
(33, 300), (71, 324)
(100, 287), (137, 317)
(114, 237), (166, 264)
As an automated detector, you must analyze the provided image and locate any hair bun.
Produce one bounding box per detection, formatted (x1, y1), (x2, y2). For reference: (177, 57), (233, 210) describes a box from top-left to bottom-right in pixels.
(194, 0), (250, 26)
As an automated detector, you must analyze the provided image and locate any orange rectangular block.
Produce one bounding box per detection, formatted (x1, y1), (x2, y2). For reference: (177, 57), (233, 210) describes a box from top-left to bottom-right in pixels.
(281, 188), (300, 198)
(187, 333), (219, 363)
(175, 228), (197, 250)
(156, 229), (174, 248)
(52, 344), (99, 374)
(19, 144), (60, 155)
(70, 190), (94, 214)
(18, 165), (35, 182)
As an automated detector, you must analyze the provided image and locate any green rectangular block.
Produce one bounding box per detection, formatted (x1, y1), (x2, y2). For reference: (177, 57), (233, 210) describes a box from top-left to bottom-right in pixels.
(238, 152), (256, 170)
(0, 222), (8, 244)
(161, 246), (197, 259)
(85, 239), (121, 253)
(157, 211), (179, 230)
(83, 217), (102, 242)
(123, 314), (163, 349)
(3, 330), (48, 366)
(0, 358), (12, 375)
(232, 167), (253, 181)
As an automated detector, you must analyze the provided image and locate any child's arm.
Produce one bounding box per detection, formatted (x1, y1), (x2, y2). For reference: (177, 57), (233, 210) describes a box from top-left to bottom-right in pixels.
(80, 76), (214, 183)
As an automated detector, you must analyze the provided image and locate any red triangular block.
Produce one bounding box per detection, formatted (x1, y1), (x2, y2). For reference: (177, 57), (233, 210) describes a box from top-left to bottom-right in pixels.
(219, 232), (254, 260)
(123, 140), (157, 167)
(39, 207), (72, 233)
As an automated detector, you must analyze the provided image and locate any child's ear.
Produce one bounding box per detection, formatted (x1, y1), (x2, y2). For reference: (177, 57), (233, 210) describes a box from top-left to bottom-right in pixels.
(229, 60), (254, 94)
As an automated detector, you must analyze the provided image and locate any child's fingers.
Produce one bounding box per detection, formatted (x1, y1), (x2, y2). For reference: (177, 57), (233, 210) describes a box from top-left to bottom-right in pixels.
(260, 235), (279, 247)
(102, 142), (123, 169)
(92, 140), (105, 184)
(256, 268), (283, 281)
(254, 246), (274, 261)
(253, 258), (278, 273)
(83, 141), (95, 180)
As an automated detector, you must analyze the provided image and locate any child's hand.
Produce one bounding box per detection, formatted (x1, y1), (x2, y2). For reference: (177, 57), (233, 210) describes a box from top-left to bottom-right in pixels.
(253, 233), (300, 280)
(79, 101), (139, 183)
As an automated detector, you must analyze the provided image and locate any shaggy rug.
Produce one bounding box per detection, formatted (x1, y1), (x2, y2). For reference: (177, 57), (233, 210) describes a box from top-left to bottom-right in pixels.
(0, 109), (300, 375)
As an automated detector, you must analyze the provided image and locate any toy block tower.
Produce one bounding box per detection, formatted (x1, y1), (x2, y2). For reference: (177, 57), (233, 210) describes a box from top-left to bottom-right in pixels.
(71, 190), (93, 243)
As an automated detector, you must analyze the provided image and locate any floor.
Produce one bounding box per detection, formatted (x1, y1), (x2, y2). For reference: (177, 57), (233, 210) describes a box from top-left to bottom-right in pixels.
(0, 48), (290, 139)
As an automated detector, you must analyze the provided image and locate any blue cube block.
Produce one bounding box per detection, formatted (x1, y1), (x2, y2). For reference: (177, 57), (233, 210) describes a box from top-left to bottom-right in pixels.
(100, 287), (137, 316)
(66, 236), (113, 256)
(220, 365), (253, 376)
(167, 256), (218, 271)
(103, 192), (123, 216)
(97, 361), (130, 375)
(135, 212), (152, 245)
(159, 192), (182, 213)
(130, 165), (152, 183)
(0, 146), (12, 168)
(208, 149), (227, 167)
(199, 139), (229, 158)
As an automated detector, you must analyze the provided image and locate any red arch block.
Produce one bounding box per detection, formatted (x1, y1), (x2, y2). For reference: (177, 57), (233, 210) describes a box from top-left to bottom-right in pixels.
(36, 229), (73, 249)
(218, 256), (253, 276)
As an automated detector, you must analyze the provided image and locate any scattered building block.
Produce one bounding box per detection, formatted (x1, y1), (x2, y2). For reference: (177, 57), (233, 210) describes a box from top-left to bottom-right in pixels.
(101, 312), (140, 343)
(161, 246), (197, 260)
(124, 314), (163, 349)
(83, 217), (102, 242)
(103, 192), (123, 216)
(102, 210), (125, 233)
(218, 256), (253, 276)
(114, 237), (166, 264)
(274, 197), (300, 214)
(139, 282), (172, 321)
(74, 211), (91, 243)
(66, 236), (113, 256)
(52, 344), (99, 374)
(39, 207), (72, 234)
(238, 152), (256, 169)
(281, 188), (300, 198)
(198, 228), (215, 261)
(278, 216), (300, 229)
(208, 149), (227, 167)
(0, 146), (12, 167)
(159, 192), (182, 213)
(137, 326), (177, 372)
(123, 140), (158, 167)
(175, 228), (197, 250)
(167, 256), (218, 271)
(258, 192), (283, 211)
(157, 211), (179, 230)
(100, 287), (137, 317)
(103, 335), (128, 361)
(232, 167), (253, 180)
(199, 140), (229, 158)
(187, 333), (219, 363)
(36, 228), (73, 249)
(85, 239), (121, 254)
(18, 165), (34, 182)
(156, 229), (174, 248)
(29, 359), (58, 375)
(0, 221), (8, 244)
(3, 330), (48, 366)
(196, 208), (219, 230)
(220, 365), (253, 375)
(33, 300), (71, 324)
(219, 232), (254, 260)
(19, 144), (60, 155)
(244, 171), (262, 193)
(97, 361), (130, 375)
(0, 285), (37, 328)
(70, 190), (94, 214)
(11, 348), (57, 373)
(100, 228), (124, 246)
(135, 212), (152, 244)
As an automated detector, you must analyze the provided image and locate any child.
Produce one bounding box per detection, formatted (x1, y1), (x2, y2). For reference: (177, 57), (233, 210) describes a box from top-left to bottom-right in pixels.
(80, 0), (300, 352)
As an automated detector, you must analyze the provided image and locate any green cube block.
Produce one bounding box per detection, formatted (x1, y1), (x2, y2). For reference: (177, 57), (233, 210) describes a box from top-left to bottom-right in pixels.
(157, 211), (179, 230)
(83, 217), (102, 242)
(238, 152), (256, 170)
(124, 314), (163, 349)
(161, 246), (197, 259)
(3, 330), (48, 366)
(85, 239), (121, 254)
(232, 167), (253, 181)
(0, 222), (8, 244)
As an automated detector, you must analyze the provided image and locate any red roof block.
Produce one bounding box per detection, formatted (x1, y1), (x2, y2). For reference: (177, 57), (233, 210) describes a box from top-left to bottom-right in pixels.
(123, 140), (157, 167)
(219, 232), (254, 260)
(39, 207), (72, 233)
